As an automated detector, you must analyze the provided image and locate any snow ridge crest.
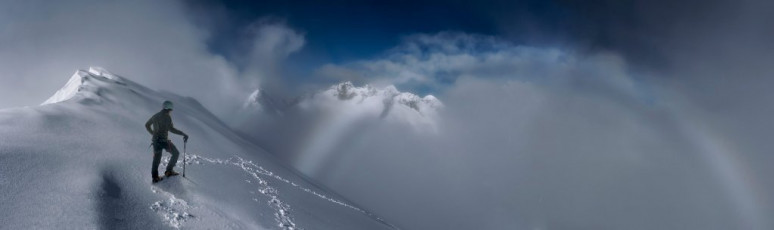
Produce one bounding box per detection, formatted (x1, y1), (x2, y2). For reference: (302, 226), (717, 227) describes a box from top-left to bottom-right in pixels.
(42, 67), (126, 105)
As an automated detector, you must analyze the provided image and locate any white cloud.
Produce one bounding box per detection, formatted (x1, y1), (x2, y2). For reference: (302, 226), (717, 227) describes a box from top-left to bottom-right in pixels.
(295, 32), (764, 229)
(317, 32), (641, 98)
(240, 19), (306, 91)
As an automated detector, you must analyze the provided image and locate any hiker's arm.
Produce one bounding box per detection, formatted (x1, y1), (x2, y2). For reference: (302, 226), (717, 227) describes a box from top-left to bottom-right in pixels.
(145, 117), (154, 135)
(169, 120), (186, 136)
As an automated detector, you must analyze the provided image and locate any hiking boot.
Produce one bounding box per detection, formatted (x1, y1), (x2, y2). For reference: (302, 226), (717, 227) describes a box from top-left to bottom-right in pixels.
(152, 176), (163, 183)
(164, 171), (180, 177)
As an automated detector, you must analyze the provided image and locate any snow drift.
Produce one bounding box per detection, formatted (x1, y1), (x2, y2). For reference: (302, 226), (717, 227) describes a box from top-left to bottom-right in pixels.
(0, 67), (396, 229)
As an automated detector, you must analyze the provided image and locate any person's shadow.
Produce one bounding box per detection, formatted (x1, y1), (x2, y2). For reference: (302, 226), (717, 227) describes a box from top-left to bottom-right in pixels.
(96, 171), (161, 230)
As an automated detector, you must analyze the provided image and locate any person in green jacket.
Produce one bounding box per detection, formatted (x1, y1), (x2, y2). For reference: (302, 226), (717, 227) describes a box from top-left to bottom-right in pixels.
(145, 100), (189, 183)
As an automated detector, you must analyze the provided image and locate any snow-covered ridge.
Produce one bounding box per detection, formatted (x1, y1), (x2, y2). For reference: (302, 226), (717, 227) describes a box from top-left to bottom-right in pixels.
(2, 67), (397, 229)
(42, 67), (127, 105)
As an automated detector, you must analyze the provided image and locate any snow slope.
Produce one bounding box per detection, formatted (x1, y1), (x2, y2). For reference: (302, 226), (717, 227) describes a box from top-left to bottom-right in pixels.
(0, 67), (396, 229)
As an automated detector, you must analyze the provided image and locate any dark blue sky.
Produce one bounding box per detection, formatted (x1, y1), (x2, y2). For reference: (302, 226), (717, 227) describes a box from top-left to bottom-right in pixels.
(181, 0), (732, 96)
(189, 0), (642, 63)
(183, 0), (676, 94)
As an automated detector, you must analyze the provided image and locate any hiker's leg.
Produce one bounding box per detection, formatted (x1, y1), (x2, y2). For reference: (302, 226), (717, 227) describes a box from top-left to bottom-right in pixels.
(165, 142), (180, 172)
(152, 144), (163, 177)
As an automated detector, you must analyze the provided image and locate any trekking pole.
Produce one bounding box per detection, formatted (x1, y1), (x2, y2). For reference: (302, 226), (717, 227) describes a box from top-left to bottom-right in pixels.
(183, 140), (187, 177)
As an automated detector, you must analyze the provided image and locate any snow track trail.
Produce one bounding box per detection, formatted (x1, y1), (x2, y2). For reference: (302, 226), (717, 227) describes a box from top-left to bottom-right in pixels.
(157, 153), (398, 230)
(150, 187), (195, 228)
(149, 175), (241, 229)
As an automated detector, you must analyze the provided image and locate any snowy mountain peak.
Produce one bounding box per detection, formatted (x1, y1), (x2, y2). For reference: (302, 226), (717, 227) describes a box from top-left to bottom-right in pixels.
(382, 85), (400, 96)
(236, 81), (443, 139)
(42, 70), (88, 105)
(87, 66), (121, 81)
(243, 89), (264, 108)
(330, 81), (366, 100)
(41, 67), (128, 105)
(242, 81), (443, 118)
(242, 88), (287, 115)
(322, 82), (443, 130)
(421, 95), (442, 109)
(322, 82), (443, 115)
(335, 81), (355, 89)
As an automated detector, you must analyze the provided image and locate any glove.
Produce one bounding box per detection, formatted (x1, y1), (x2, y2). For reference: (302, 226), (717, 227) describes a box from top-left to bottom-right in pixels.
(183, 135), (189, 143)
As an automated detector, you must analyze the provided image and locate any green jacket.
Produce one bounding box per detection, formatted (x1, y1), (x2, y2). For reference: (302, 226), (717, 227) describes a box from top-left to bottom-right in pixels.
(145, 110), (186, 141)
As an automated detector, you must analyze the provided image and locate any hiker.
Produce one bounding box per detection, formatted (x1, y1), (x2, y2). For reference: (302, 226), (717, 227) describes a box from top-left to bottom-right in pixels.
(145, 100), (189, 183)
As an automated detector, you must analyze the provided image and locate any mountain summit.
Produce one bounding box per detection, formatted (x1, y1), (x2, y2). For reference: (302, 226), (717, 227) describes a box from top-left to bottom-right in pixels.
(42, 67), (125, 105)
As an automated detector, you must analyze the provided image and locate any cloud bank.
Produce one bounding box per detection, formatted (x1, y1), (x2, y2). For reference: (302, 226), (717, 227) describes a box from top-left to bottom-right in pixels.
(272, 32), (770, 229)
(317, 32), (641, 96)
(238, 19), (306, 93)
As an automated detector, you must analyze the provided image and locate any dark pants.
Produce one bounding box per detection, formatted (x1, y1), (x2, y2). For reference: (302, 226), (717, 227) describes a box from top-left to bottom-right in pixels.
(152, 139), (180, 177)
